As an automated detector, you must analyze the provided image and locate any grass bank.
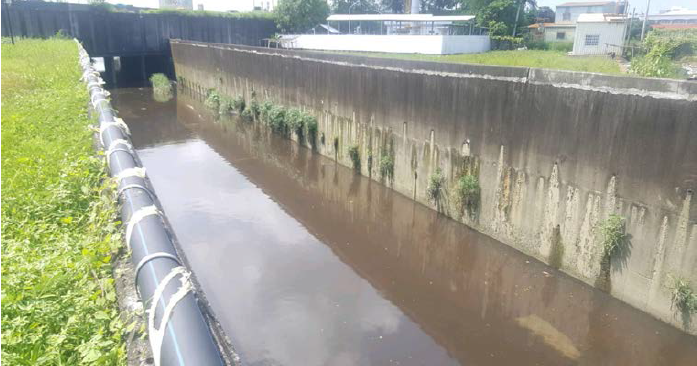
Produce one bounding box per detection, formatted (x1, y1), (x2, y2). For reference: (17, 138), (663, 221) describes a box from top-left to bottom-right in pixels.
(339, 50), (622, 75)
(1, 39), (125, 364)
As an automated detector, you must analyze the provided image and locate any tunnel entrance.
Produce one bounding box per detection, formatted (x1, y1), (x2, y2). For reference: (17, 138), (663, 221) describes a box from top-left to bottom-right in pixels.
(98, 54), (174, 88)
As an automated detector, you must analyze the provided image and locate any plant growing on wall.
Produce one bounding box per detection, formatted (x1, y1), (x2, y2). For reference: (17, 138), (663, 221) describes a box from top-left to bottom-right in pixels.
(241, 107), (254, 121)
(250, 99), (261, 120)
(205, 89), (221, 111)
(348, 144), (361, 172)
(427, 168), (446, 210)
(454, 174), (480, 218)
(287, 108), (305, 139)
(305, 115), (318, 149)
(260, 100), (274, 123)
(232, 96), (246, 114)
(269, 106), (288, 136)
(671, 277), (697, 315)
(219, 97), (234, 115)
(600, 214), (627, 259)
(379, 152), (394, 182)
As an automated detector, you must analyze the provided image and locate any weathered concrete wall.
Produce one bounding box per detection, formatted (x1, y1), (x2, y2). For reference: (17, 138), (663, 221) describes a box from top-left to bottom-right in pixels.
(1, 2), (276, 57)
(171, 40), (697, 334)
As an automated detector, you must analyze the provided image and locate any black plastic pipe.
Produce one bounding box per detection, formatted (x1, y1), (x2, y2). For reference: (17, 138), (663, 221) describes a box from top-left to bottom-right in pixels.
(76, 41), (225, 366)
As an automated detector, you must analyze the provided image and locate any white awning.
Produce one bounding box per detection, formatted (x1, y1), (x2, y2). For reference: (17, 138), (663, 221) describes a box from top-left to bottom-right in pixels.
(327, 14), (475, 22)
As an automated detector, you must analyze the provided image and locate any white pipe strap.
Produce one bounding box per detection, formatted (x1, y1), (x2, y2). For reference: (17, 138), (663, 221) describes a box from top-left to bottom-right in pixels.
(114, 118), (131, 135)
(114, 167), (146, 184)
(91, 92), (108, 108)
(125, 205), (160, 250)
(105, 139), (133, 166)
(107, 138), (132, 152)
(100, 119), (131, 146)
(87, 78), (105, 89)
(148, 266), (193, 366)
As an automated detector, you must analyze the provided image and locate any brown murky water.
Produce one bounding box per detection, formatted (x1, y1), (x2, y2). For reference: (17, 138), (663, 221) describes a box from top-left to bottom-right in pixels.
(111, 88), (697, 366)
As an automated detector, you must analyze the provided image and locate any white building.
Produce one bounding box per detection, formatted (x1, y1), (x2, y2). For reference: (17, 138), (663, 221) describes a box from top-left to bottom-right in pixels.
(572, 13), (626, 55)
(556, 1), (625, 23)
(280, 14), (490, 55)
(528, 1), (625, 43)
(648, 6), (697, 29)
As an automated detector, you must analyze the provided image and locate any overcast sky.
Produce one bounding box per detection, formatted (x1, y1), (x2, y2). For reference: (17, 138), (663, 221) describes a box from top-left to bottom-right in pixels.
(107, 0), (695, 14)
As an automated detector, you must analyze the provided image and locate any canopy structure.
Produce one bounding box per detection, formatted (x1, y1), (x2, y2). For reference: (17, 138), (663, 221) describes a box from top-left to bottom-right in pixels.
(326, 13), (481, 36)
(327, 14), (475, 22)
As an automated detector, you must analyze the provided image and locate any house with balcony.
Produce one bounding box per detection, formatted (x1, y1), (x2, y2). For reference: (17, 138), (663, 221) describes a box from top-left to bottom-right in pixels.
(528, 1), (626, 43)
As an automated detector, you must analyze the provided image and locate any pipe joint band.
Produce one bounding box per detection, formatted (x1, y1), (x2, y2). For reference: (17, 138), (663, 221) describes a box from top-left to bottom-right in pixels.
(134, 252), (182, 294)
(118, 184), (156, 203)
(125, 205), (160, 250)
(148, 266), (193, 366)
(99, 119), (131, 146)
(114, 167), (147, 184)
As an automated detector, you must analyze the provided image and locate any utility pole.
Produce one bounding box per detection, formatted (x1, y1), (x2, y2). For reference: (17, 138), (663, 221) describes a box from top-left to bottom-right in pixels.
(624, 7), (636, 57)
(3, 0), (15, 44)
(512, 0), (523, 37)
(640, 0), (650, 40)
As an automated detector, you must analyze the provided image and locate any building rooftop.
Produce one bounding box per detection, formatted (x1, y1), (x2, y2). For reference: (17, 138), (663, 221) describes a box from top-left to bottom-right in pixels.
(556, 1), (614, 7)
(527, 22), (576, 28)
(657, 7), (697, 16)
(576, 13), (626, 22)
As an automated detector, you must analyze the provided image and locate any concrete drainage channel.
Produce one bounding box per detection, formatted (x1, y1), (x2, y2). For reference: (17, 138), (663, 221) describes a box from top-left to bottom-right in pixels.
(76, 40), (233, 366)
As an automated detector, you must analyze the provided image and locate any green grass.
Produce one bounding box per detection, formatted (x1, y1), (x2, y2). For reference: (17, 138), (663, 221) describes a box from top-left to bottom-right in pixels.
(2, 39), (125, 364)
(338, 50), (622, 75)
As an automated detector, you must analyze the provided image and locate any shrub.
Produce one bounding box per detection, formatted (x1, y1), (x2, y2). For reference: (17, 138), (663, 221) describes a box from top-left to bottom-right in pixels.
(427, 168), (445, 205)
(218, 97), (234, 115)
(630, 29), (697, 78)
(268, 105), (288, 135)
(286, 108), (305, 138)
(232, 95), (246, 114)
(599, 214), (627, 258)
(455, 174), (480, 216)
(379, 152), (394, 181)
(204, 89), (221, 110)
(260, 100), (274, 123)
(491, 36), (524, 50)
(241, 107), (254, 121)
(150, 73), (173, 102)
(305, 115), (318, 148)
(550, 42), (573, 52)
(149, 73), (171, 91)
(348, 144), (361, 171)
(249, 99), (261, 119)
(526, 39), (549, 50)
(672, 277), (697, 314)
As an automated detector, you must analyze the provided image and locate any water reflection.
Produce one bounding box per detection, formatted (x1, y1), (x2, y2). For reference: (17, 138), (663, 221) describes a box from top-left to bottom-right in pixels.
(110, 88), (697, 366)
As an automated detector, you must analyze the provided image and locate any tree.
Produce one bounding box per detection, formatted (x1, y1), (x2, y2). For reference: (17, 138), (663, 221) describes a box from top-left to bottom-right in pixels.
(380, 0), (404, 13)
(275, 0), (330, 33)
(421, 0), (462, 13)
(533, 6), (554, 23)
(333, 0), (380, 14)
(462, 0), (535, 36)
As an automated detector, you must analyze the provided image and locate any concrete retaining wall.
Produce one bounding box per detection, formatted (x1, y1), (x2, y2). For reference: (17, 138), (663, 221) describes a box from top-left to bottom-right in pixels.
(1, 2), (276, 57)
(171, 40), (697, 334)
